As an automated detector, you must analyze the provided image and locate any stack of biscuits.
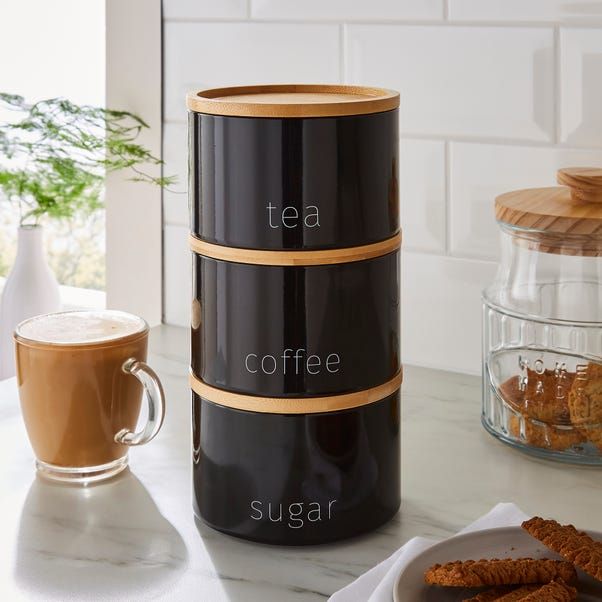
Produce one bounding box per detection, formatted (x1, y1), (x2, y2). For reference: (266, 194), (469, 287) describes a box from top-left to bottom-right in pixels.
(500, 364), (602, 453)
(424, 517), (602, 600)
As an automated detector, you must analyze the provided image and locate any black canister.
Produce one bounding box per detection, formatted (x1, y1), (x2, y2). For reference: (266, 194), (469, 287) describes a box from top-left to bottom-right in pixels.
(188, 84), (399, 250)
(191, 251), (400, 396)
(188, 85), (401, 545)
(192, 392), (400, 545)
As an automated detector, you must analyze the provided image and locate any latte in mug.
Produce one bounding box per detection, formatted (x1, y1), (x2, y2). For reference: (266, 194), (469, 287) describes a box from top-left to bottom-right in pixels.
(15, 310), (165, 483)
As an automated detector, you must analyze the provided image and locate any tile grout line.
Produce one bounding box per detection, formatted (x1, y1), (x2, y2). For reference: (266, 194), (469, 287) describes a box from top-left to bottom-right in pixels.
(443, 0), (450, 21)
(554, 24), (562, 145)
(339, 24), (346, 83)
(444, 140), (451, 256)
(403, 247), (499, 264)
(246, 0), (251, 20)
(399, 133), (602, 150)
(163, 17), (602, 28)
(398, 133), (554, 146)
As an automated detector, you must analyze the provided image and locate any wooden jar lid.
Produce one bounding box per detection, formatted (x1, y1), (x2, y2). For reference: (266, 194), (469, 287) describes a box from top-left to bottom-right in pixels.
(186, 84), (399, 118)
(495, 168), (602, 255)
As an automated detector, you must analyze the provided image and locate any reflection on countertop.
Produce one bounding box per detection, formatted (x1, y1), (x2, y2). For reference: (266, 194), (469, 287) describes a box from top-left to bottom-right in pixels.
(16, 470), (187, 600)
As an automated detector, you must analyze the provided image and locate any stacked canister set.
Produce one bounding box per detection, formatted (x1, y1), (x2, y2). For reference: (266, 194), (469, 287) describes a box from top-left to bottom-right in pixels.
(187, 84), (402, 545)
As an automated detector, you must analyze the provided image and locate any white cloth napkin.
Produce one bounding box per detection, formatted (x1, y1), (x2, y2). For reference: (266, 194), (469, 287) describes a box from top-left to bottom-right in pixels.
(329, 503), (530, 602)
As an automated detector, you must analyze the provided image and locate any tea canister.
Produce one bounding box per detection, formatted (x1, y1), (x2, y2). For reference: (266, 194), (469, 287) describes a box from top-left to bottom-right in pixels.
(483, 168), (602, 464)
(188, 84), (399, 250)
(187, 84), (401, 544)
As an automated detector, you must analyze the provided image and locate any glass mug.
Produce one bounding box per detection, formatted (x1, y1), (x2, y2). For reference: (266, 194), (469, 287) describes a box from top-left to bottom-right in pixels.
(14, 310), (165, 483)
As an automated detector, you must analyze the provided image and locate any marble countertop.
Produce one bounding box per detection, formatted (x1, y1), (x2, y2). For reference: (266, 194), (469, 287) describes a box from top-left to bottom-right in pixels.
(2, 324), (602, 601)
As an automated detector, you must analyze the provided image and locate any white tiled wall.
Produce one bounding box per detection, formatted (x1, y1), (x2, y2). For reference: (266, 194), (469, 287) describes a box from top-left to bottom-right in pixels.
(162, 0), (602, 375)
(346, 25), (555, 141)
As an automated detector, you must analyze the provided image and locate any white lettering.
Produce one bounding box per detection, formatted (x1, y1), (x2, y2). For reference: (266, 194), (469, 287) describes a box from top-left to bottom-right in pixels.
(307, 502), (321, 522)
(268, 503), (282, 522)
(294, 348), (305, 374)
(250, 499), (337, 529)
(245, 353), (258, 374)
(281, 206), (298, 228)
(288, 503), (304, 529)
(304, 205), (320, 228)
(265, 203), (321, 229)
(267, 202), (278, 229)
(281, 349), (292, 375)
(261, 355), (277, 375)
(250, 500), (263, 520)
(306, 354), (321, 375)
(326, 353), (341, 373)
(244, 349), (342, 376)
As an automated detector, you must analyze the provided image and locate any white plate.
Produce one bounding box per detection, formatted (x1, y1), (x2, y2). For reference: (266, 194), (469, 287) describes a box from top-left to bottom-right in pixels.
(393, 526), (602, 601)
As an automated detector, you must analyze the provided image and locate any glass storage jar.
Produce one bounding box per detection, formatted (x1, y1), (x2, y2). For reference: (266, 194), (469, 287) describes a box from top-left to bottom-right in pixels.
(482, 168), (602, 464)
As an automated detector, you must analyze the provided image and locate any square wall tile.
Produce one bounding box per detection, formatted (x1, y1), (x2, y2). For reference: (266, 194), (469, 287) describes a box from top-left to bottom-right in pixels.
(402, 251), (497, 375)
(560, 28), (602, 147)
(163, 123), (189, 227)
(164, 22), (340, 122)
(449, 0), (602, 23)
(163, 0), (248, 20)
(251, 0), (443, 21)
(164, 225), (192, 327)
(450, 143), (602, 259)
(346, 25), (555, 141)
(400, 139), (446, 253)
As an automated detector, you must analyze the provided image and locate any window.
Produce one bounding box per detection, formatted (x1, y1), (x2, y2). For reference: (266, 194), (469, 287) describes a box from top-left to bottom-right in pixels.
(0, 0), (106, 309)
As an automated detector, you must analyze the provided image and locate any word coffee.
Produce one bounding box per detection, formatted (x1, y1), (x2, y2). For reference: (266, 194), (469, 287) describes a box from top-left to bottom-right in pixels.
(244, 348), (341, 376)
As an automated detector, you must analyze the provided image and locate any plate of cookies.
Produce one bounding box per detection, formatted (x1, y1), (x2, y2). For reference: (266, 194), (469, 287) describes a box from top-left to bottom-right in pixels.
(394, 517), (602, 601)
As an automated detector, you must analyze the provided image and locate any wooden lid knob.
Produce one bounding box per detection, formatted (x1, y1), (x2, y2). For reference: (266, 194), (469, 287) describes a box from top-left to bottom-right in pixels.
(557, 167), (602, 203)
(495, 167), (602, 256)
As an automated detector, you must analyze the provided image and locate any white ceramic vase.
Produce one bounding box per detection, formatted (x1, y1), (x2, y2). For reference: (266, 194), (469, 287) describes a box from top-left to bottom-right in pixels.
(0, 225), (61, 379)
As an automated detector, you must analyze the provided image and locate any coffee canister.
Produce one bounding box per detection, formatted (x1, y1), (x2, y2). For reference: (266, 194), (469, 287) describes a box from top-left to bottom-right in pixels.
(192, 252), (400, 396)
(188, 84), (401, 545)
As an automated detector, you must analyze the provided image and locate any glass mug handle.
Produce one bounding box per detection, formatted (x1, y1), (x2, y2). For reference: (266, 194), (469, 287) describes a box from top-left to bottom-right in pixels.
(114, 358), (166, 446)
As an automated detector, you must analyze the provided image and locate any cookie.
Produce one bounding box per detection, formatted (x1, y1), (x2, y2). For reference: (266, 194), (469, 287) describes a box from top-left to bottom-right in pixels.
(519, 579), (577, 601)
(568, 363), (602, 426)
(500, 370), (573, 424)
(578, 423), (602, 453)
(463, 585), (537, 601)
(522, 517), (602, 582)
(424, 558), (576, 587)
(508, 414), (585, 452)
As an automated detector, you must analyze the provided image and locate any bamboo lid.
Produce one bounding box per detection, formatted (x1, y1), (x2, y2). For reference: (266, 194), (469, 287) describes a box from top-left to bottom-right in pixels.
(495, 168), (602, 256)
(186, 84), (399, 118)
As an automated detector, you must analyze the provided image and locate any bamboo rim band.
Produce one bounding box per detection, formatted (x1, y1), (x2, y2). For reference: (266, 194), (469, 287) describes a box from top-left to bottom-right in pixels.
(186, 84), (399, 118)
(189, 232), (401, 266)
(189, 369), (402, 414)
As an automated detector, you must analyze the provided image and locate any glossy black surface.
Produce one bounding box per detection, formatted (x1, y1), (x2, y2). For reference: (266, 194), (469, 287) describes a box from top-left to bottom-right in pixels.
(192, 251), (400, 396)
(192, 391), (401, 545)
(189, 110), (399, 250)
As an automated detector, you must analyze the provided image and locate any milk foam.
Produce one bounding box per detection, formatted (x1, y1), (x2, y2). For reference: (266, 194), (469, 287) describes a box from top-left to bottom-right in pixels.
(16, 310), (147, 344)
